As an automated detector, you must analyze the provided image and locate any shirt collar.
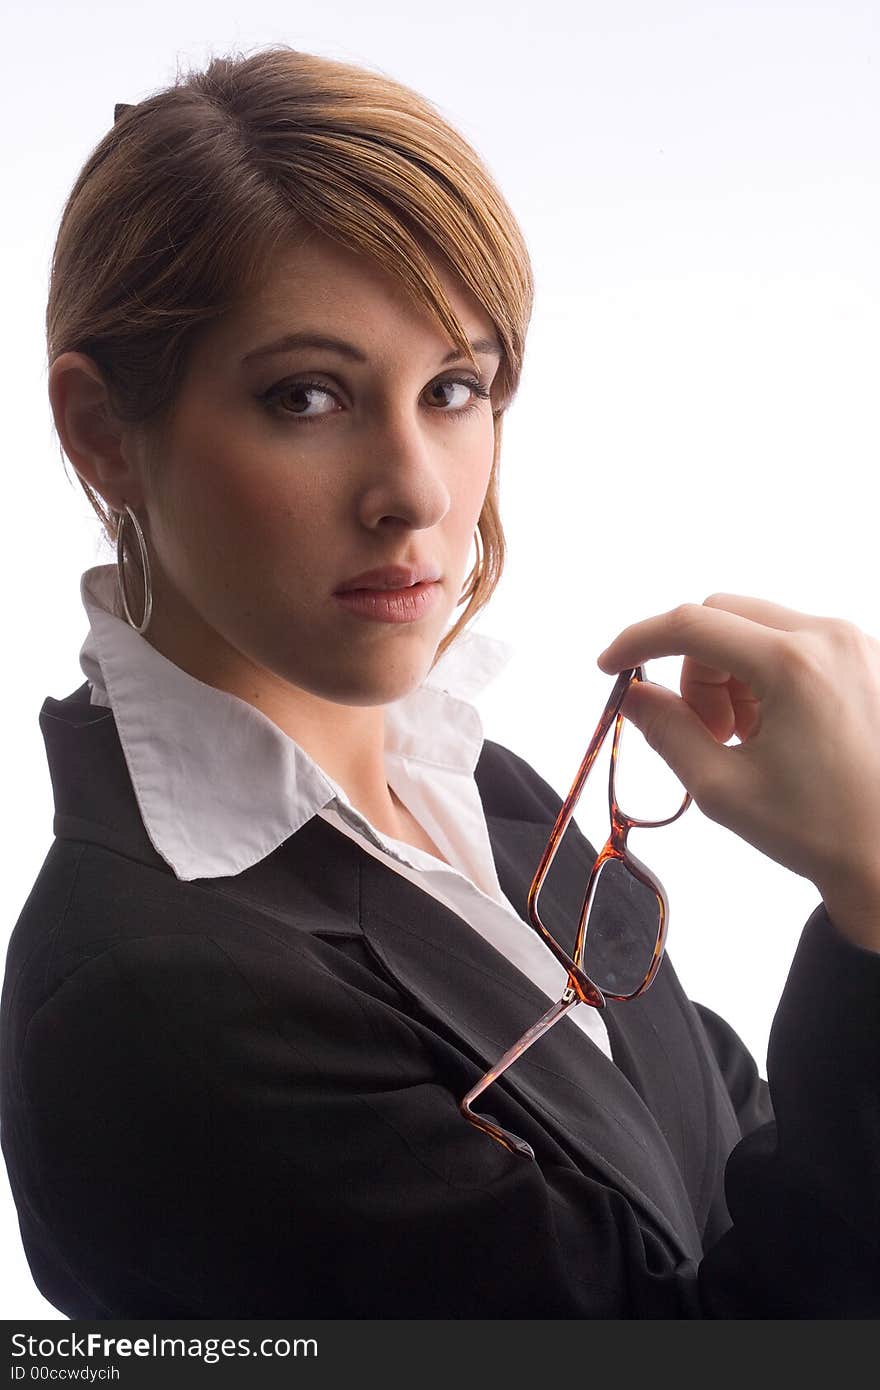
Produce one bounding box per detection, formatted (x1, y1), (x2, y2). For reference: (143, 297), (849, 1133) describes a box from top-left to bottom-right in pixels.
(78, 564), (514, 881)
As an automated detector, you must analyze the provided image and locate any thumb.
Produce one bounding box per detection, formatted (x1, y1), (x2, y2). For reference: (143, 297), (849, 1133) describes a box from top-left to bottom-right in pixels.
(619, 680), (739, 811)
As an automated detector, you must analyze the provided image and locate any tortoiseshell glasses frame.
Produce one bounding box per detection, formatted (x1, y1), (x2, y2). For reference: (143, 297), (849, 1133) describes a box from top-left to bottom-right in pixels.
(460, 663), (693, 1159)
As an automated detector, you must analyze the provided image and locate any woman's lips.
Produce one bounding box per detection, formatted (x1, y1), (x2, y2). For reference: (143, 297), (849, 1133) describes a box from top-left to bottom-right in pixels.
(332, 580), (442, 624)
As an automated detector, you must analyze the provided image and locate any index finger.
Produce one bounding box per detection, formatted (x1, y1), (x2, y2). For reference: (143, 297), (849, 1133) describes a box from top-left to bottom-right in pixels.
(596, 602), (785, 698)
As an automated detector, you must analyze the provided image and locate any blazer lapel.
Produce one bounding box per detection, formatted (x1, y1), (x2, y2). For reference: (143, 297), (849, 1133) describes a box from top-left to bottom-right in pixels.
(357, 812), (704, 1263)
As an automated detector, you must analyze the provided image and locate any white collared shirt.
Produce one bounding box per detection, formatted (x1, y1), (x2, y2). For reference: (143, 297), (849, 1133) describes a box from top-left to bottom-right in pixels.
(78, 563), (613, 1060)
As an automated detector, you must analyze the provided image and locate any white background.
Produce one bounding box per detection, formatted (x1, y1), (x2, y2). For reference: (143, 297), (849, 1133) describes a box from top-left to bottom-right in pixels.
(2, 0), (877, 1319)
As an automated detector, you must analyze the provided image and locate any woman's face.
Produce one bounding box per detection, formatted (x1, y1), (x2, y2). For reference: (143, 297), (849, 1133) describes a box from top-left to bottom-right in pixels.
(135, 229), (502, 711)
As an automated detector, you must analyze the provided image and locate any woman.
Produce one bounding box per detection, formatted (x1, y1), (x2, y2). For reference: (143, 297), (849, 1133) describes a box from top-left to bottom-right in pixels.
(1, 44), (878, 1318)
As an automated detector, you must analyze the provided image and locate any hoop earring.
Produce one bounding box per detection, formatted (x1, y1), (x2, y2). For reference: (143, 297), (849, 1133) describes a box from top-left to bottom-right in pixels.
(116, 503), (153, 634)
(460, 526), (484, 600)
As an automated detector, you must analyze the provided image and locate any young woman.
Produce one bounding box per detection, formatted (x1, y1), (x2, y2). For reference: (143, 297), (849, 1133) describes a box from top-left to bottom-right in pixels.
(1, 44), (878, 1318)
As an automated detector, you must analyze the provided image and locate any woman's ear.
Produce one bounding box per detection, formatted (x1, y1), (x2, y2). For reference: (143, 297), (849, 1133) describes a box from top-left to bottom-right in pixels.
(48, 351), (146, 513)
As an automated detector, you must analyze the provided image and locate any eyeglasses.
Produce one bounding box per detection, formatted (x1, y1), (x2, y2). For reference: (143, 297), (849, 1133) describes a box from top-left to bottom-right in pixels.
(460, 663), (693, 1159)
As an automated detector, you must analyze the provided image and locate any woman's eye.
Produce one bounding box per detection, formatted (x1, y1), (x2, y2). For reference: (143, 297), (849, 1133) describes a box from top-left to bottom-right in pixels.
(425, 379), (482, 414)
(261, 379), (339, 421)
(260, 374), (491, 425)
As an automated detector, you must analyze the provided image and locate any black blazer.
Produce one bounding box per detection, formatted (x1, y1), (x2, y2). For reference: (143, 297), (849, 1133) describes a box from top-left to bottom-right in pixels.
(2, 679), (878, 1317)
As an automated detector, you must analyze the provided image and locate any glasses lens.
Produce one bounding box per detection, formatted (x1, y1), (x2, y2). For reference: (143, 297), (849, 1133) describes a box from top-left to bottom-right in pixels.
(612, 700), (689, 825)
(579, 857), (662, 997)
(531, 686), (683, 999)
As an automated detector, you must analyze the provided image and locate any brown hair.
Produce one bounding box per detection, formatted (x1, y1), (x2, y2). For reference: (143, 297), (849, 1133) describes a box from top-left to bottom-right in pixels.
(46, 44), (534, 667)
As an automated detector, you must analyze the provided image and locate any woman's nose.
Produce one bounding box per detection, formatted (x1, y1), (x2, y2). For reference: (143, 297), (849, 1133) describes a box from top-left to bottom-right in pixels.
(354, 412), (452, 531)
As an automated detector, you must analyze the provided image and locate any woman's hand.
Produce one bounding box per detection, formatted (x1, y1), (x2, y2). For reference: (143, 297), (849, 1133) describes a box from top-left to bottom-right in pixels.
(597, 593), (880, 951)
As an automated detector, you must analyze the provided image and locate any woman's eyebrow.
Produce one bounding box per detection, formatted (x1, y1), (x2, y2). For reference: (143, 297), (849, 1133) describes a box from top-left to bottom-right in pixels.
(240, 332), (502, 367)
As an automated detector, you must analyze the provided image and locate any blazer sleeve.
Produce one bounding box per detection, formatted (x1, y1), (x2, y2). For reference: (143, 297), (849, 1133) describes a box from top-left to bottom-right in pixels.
(697, 904), (880, 1316)
(15, 887), (880, 1318)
